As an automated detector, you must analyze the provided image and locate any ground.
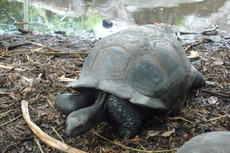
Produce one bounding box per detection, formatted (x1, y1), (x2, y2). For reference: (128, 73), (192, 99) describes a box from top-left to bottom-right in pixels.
(0, 31), (229, 153)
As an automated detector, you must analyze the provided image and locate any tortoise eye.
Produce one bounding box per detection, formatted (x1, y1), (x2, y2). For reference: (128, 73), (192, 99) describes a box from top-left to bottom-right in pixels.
(75, 126), (82, 131)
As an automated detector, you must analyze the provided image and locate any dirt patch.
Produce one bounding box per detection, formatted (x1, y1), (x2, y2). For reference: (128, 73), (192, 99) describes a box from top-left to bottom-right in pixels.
(0, 32), (229, 153)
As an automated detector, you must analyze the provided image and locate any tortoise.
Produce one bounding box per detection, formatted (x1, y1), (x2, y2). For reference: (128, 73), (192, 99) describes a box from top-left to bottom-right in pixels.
(176, 131), (230, 153)
(55, 24), (205, 138)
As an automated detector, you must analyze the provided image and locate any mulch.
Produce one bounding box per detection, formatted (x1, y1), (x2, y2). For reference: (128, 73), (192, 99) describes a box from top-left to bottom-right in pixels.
(0, 32), (229, 153)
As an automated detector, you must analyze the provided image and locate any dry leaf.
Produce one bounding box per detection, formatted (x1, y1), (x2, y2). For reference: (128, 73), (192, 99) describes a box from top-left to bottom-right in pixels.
(146, 130), (160, 138)
(162, 129), (175, 137)
(198, 107), (209, 114)
(183, 133), (188, 138)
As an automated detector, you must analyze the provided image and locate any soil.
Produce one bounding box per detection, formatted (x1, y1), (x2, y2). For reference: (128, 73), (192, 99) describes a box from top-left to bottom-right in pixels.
(0, 31), (229, 153)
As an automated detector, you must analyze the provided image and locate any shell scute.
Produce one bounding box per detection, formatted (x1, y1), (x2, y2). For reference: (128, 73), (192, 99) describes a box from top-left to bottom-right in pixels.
(67, 25), (202, 112)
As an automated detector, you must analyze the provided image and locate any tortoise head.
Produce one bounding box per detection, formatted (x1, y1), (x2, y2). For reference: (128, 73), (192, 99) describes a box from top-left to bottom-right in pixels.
(66, 108), (94, 137)
(66, 92), (107, 137)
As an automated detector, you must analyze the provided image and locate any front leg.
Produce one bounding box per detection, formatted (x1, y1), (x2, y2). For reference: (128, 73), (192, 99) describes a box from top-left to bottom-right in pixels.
(106, 94), (142, 139)
(55, 91), (94, 115)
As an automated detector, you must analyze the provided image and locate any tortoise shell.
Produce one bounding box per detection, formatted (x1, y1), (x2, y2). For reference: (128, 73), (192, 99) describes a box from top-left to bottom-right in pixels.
(67, 25), (202, 113)
(176, 131), (230, 153)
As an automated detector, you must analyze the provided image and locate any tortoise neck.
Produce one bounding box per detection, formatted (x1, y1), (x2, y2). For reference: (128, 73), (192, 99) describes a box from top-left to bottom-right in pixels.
(88, 91), (109, 126)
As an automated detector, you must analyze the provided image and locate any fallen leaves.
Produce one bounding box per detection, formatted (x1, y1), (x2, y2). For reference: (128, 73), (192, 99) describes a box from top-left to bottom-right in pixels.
(147, 131), (160, 138)
(146, 129), (175, 138)
(162, 129), (175, 137)
(0, 31), (229, 152)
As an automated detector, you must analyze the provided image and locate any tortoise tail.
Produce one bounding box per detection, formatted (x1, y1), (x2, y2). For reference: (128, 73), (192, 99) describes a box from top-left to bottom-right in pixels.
(191, 66), (205, 89)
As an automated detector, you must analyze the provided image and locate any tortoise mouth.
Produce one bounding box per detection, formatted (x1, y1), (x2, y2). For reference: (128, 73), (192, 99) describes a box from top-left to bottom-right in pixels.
(66, 119), (91, 137)
(67, 125), (86, 137)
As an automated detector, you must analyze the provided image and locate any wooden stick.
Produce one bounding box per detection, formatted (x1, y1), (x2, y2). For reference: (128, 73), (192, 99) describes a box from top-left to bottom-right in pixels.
(206, 115), (230, 122)
(26, 40), (58, 51)
(201, 89), (230, 97)
(0, 48), (88, 57)
(32, 51), (88, 56)
(21, 100), (86, 153)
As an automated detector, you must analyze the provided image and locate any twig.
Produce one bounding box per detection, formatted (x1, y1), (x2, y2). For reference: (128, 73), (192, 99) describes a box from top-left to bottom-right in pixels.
(177, 25), (218, 39)
(21, 100), (86, 153)
(201, 89), (230, 97)
(222, 91), (230, 95)
(187, 54), (200, 59)
(168, 117), (195, 125)
(0, 109), (21, 119)
(201, 25), (219, 35)
(2, 141), (15, 153)
(0, 64), (26, 71)
(26, 40), (58, 51)
(93, 132), (178, 153)
(0, 49), (31, 56)
(206, 115), (230, 122)
(0, 115), (22, 127)
(0, 48), (88, 57)
(205, 81), (217, 86)
(1, 40), (88, 57)
(46, 99), (55, 109)
(52, 126), (65, 142)
(0, 91), (14, 95)
(26, 41), (89, 56)
(6, 127), (17, 139)
(184, 39), (207, 52)
(7, 42), (31, 50)
(32, 51), (88, 56)
(34, 137), (45, 153)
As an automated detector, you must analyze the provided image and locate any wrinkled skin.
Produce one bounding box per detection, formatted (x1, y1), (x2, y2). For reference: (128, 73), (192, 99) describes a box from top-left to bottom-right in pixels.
(66, 92), (108, 137)
(55, 73), (204, 139)
(57, 91), (142, 138)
